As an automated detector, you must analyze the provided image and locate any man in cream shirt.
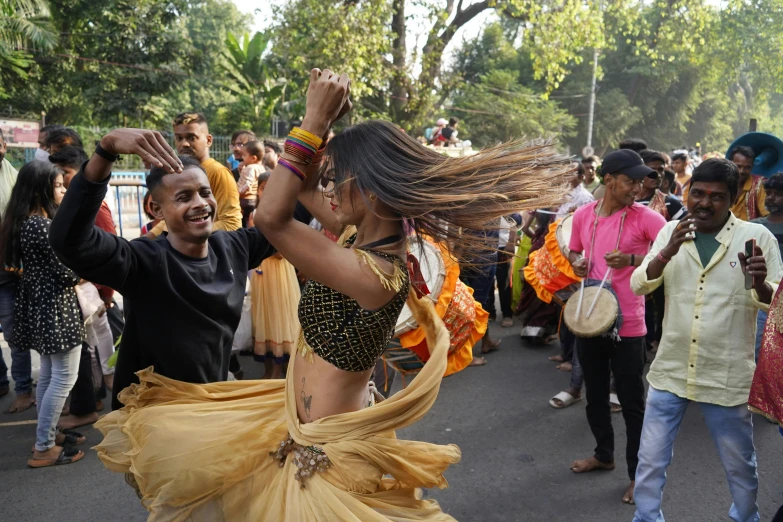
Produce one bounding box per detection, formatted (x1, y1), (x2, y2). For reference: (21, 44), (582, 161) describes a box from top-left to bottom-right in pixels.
(630, 158), (782, 522)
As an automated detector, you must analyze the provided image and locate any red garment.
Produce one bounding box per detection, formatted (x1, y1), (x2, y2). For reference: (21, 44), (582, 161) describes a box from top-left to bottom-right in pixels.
(93, 201), (117, 302)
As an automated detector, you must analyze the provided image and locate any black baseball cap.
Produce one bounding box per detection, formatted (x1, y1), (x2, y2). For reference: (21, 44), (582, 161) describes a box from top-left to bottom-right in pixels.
(601, 149), (655, 180)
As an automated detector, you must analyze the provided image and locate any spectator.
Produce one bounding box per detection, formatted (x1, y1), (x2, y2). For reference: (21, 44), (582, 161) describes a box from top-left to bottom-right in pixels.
(263, 140), (281, 171)
(44, 127), (84, 155)
(227, 130), (256, 173)
(34, 124), (65, 163)
(1, 161), (85, 467)
(0, 128), (34, 414)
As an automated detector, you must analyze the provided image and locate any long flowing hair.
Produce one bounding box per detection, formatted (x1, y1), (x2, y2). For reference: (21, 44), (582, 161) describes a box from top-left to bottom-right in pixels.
(0, 160), (61, 268)
(323, 120), (571, 260)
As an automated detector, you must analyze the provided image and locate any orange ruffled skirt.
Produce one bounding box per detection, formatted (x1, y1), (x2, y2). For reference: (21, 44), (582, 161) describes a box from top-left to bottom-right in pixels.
(94, 289), (461, 521)
(397, 241), (487, 376)
(251, 256), (301, 358)
(523, 219), (580, 304)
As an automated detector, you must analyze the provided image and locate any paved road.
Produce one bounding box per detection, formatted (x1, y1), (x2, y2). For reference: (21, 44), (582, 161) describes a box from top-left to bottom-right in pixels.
(1, 320), (782, 522)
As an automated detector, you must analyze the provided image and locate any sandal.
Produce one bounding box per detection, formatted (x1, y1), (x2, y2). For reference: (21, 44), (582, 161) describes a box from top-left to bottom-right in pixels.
(30, 430), (86, 452)
(549, 391), (582, 409)
(28, 445), (84, 468)
(610, 393), (622, 413)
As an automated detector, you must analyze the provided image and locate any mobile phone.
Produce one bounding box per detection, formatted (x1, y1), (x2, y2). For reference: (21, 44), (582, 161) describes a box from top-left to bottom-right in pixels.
(745, 238), (756, 290)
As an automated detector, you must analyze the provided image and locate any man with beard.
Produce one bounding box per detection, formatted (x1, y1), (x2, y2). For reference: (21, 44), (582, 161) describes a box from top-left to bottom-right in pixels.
(567, 149), (666, 504)
(0, 129), (34, 413)
(752, 172), (783, 361)
(50, 129), (332, 409)
(730, 145), (768, 221)
(631, 158), (781, 522)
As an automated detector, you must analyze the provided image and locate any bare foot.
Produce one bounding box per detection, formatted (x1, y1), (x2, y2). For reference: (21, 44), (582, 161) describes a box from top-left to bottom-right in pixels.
(570, 456), (615, 473)
(58, 411), (99, 430)
(548, 355), (565, 362)
(6, 392), (35, 413)
(270, 364), (285, 379)
(623, 481), (635, 504)
(481, 338), (501, 354)
(556, 362), (573, 372)
(469, 356), (487, 367)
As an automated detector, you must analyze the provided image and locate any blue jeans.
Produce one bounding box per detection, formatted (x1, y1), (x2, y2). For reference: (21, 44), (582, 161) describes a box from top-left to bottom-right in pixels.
(755, 310), (767, 363)
(35, 347), (81, 451)
(633, 387), (759, 522)
(0, 282), (32, 394)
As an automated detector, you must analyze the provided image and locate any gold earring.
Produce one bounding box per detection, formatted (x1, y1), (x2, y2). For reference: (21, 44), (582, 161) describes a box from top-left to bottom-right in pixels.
(369, 194), (377, 202)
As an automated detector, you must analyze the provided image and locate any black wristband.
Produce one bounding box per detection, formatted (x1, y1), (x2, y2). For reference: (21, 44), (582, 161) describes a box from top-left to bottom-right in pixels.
(631, 254), (635, 266)
(94, 143), (119, 162)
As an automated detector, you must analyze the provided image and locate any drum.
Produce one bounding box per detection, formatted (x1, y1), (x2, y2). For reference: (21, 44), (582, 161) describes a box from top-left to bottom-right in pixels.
(555, 214), (573, 258)
(523, 217), (581, 304)
(394, 240), (447, 336)
(563, 286), (619, 338)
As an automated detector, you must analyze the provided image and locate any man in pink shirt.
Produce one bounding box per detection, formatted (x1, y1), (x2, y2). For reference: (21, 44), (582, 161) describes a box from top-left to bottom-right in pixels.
(567, 149), (666, 504)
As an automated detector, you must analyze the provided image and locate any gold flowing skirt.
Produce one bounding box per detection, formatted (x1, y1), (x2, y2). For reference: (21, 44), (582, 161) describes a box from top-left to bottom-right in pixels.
(94, 289), (461, 521)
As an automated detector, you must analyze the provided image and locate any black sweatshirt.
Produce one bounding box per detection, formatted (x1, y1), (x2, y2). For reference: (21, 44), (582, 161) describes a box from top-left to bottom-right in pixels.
(50, 171), (307, 410)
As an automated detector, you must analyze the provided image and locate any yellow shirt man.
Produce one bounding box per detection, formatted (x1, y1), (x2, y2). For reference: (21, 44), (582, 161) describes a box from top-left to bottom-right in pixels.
(631, 213), (782, 406)
(201, 158), (242, 231)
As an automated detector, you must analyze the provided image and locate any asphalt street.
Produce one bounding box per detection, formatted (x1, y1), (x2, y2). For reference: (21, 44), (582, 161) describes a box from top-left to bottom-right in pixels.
(1, 319), (782, 522)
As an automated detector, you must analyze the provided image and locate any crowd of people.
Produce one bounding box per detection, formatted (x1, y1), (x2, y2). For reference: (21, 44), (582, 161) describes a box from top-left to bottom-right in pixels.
(0, 68), (781, 521)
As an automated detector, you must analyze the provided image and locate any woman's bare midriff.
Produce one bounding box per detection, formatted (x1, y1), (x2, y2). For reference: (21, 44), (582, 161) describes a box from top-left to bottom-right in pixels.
(293, 349), (374, 424)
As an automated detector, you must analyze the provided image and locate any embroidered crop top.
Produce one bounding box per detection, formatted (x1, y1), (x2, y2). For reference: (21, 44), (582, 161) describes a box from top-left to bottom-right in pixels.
(297, 239), (410, 372)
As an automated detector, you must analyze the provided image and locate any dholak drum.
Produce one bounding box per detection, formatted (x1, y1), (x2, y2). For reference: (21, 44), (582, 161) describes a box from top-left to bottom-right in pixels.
(563, 286), (619, 338)
(394, 240), (447, 337)
(523, 216), (581, 305)
(555, 214), (573, 258)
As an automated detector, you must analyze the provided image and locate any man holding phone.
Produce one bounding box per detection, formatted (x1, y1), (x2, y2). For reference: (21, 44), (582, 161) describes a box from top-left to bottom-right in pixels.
(630, 158), (783, 522)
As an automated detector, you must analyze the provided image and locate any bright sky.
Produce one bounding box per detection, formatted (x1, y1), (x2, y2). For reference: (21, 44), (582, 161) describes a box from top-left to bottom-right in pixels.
(231, 0), (493, 68)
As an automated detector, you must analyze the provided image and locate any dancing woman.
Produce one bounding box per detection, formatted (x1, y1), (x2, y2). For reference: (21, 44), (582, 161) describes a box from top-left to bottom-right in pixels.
(91, 70), (569, 520)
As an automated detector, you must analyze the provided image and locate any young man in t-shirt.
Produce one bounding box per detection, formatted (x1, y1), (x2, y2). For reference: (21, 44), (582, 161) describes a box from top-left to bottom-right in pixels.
(50, 129), (334, 410)
(567, 149), (666, 504)
(752, 172), (783, 361)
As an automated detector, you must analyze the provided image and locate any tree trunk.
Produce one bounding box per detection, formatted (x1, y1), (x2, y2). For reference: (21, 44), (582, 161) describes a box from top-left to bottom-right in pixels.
(389, 0), (408, 122)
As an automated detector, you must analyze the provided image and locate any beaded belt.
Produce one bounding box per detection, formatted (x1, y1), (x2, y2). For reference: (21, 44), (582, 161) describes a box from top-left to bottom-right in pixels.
(270, 435), (332, 488)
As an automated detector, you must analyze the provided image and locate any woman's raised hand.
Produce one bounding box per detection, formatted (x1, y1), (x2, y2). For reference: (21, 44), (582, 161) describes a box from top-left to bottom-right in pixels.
(302, 69), (351, 137)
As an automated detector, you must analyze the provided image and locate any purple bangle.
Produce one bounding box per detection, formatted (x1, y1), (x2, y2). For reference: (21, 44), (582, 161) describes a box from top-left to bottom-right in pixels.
(657, 252), (671, 264)
(278, 158), (305, 182)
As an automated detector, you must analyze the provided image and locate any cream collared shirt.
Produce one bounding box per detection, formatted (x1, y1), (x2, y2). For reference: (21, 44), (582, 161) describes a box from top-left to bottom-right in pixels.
(631, 212), (783, 407)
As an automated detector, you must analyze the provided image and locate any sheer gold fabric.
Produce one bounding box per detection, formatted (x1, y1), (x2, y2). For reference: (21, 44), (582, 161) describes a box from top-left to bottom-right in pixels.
(94, 288), (460, 521)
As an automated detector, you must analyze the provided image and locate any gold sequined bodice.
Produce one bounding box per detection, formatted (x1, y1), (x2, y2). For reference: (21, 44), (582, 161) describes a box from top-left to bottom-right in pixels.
(298, 241), (409, 372)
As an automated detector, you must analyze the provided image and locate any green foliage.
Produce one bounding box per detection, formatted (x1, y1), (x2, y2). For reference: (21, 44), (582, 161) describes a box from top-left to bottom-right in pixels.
(222, 31), (286, 135)
(269, 0), (392, 125)
(451, 69), (577, 148)
(0, 0), (56, 94)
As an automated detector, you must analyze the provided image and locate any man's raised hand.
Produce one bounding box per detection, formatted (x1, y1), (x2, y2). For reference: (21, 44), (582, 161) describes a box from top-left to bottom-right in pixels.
(100, 129), (182, 173)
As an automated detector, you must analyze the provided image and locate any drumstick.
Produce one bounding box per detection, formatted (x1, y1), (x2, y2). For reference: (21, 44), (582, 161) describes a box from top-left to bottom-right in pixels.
(586, 268), (612, 319)
(575, 278), (586, 318)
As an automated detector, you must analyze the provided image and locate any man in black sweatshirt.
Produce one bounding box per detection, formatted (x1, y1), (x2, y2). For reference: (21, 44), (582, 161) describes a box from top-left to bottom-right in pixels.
(50, 129), (324, 409)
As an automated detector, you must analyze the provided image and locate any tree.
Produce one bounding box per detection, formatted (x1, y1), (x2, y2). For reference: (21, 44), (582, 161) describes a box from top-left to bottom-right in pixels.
(450, 69), (576, 148)
(222, 31), (285, 135)
(0, 0), (56, 94)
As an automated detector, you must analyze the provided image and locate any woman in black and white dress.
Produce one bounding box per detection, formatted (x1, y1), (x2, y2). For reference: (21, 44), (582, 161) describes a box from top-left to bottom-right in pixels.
(0, 160), (85, 467)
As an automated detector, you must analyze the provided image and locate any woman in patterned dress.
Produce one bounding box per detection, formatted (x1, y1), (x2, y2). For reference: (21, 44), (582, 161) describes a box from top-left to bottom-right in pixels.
(0, 160), (85, 467)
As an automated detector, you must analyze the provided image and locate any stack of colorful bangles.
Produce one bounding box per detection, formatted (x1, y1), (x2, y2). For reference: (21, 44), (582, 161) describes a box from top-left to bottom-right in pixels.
(278, 127), (326, 182)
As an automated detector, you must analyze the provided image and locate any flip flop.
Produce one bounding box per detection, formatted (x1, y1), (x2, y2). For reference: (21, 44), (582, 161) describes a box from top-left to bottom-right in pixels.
(28, 445), (85, 468)
(550, 391), (582, 409)
(548, 355), (565, 362)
